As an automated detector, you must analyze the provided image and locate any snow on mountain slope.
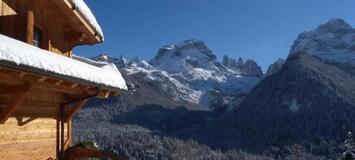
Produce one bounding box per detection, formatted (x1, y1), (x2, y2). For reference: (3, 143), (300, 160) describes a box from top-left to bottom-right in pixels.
(94, 39), (263, 110)
(149, 39), (227, 82)
(290, 18), (355, 64)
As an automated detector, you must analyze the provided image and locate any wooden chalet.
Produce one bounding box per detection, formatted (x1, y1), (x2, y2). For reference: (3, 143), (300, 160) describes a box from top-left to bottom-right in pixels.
(0, 0), (127, 159)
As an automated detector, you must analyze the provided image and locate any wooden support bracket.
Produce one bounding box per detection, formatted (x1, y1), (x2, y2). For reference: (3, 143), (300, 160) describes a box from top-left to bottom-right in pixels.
(16, 117), (37, 126)
(0, 83), (31, 124)
(64, 99), (88, 122)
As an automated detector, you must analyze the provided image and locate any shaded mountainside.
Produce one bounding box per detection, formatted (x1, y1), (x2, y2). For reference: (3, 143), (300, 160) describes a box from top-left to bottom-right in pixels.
(175, 53), (355, 158)
(73, 122), (280, 160)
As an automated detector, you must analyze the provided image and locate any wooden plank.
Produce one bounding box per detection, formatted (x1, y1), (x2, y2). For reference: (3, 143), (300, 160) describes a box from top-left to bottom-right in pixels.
(0, 0), (16, 16)
(64, 99), (88, 122)
(0, 117), (57, 159)
(0, 92), (60, 108)
(0, 84), (31, 124)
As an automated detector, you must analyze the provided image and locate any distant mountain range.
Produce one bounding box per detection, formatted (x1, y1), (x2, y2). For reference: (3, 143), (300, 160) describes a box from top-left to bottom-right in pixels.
(92, 38), (264, 111)
(74, 18), (355, 159)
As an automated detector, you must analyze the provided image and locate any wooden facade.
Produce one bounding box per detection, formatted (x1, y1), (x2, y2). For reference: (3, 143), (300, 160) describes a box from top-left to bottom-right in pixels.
(0, 0), (116, 159)
(0, 0), (102, 57)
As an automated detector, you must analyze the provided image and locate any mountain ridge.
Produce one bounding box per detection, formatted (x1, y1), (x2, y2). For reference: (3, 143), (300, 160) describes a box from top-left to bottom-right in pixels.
(92, 39), (264, 110)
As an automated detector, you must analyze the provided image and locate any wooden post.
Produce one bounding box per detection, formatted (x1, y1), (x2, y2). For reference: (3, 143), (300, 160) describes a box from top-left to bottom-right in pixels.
(26, 3), (34, 45)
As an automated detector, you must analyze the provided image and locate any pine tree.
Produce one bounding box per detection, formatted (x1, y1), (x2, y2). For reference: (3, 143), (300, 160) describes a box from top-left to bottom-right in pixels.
(343, 131), (355, 160)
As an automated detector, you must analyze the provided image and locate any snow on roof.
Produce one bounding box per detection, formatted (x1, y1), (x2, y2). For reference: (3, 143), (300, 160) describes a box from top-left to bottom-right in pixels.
(71, 0), (104, 40)
(0, 34), (127, 91)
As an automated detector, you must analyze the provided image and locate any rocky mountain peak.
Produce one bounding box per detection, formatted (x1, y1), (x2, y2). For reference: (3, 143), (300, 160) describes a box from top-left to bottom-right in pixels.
(316, 18), (353, 34)
(92, 54), (129, 68)
(149, 39), (223, 74)
(222, 55), (263, 77)
(93, 53), (109, 62)
(241, 59), (263, 77)
(222, 55), (244, 69)
(155, 39), (216, 62)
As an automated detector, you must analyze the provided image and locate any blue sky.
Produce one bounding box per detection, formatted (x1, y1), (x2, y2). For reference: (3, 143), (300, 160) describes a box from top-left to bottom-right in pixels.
(74, 0), (355, 71)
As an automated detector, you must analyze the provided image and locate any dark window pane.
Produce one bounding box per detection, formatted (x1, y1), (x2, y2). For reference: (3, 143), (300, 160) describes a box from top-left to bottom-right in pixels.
(33, 26), (42, 48)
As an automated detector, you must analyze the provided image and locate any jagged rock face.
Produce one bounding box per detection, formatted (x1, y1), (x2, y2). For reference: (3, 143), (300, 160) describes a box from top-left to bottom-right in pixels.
(222, 55), (263, 77)
(222, 55), (243, 72)
(240, 59), (263, 77)
(290, 18), (355, 65)
(266, 58), (286, 76)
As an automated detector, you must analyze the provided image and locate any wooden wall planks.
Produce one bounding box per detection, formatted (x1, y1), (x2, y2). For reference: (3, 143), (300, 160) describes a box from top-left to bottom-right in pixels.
(0, 118), (71, 160)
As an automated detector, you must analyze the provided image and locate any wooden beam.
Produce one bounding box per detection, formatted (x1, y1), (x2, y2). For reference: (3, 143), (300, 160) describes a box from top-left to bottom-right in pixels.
(0, 69), (97, 94)
(110, 91), (120, 97)
(70, 83), (78, 88)
(0, 83), (31, 94)
(55, 80), (64, 86)
(26, 2), (34, 45)
(38, 76), (48, 82)
(64, 99), (88, 122)
(18, 72), (26, 78)
(0, 83), (31, 124)
(97, 89), (111, 99)
(0, 64), (120, 98)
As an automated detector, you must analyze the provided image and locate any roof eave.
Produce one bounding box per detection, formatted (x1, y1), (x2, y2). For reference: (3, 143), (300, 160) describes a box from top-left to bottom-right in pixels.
(0, 59), (123, 93)
(50, 0), (103, 45)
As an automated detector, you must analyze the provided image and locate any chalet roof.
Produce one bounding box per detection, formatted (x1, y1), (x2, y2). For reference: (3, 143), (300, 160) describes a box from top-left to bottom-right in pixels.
(0, 34), (127, 91)
(71, 0), (104, 40)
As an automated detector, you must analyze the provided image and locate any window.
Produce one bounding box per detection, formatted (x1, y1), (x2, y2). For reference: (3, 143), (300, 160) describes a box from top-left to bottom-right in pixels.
(33, 26), (42, 48)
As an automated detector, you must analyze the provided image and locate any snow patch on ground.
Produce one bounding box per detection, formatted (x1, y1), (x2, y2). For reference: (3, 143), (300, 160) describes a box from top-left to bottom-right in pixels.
(285, 99), (301, 113)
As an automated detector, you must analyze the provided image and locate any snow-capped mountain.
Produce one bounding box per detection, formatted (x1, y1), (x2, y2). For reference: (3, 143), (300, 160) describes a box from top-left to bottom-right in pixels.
(290, 18), (355, 65)
(93, 39), (263, 110)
